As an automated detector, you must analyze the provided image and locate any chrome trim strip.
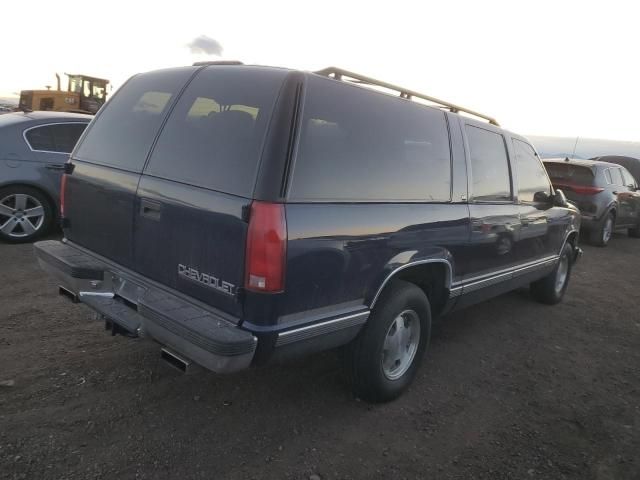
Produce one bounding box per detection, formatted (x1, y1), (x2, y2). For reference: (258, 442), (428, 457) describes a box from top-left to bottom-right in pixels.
(370, 259), (453, 309)
(450, 255), (559, 296)
(276, 311), (369, 347)
(22, 121), (89, 154)
(449, 286), (463, 298)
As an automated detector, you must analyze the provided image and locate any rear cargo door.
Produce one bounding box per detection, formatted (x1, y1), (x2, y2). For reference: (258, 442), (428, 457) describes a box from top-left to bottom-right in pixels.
(65, 68), (196, 268)
(135, 66), (288, 318)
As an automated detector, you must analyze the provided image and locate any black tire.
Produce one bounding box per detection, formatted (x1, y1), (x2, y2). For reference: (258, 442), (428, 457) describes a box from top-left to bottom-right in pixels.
(628, 223), (640, 238)
(0, 186), (54, 243)
(530, 242), (574, 305)
(589, 211), (615, 247)
(347, 280), (431, 403)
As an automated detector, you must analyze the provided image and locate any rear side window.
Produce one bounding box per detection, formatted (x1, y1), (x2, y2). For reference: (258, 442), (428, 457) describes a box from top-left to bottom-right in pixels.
(512, 139), (551, 202)
(289, 76), (452, 202)
(544, 163), (595, 185)
(144, 67), (286, 197)
(74, 68), (195, 172)
(25, 123), (87, 153)
(620, 168), (637, 188)
(609, 167), (623, 186)
(466, 125), (512, 201)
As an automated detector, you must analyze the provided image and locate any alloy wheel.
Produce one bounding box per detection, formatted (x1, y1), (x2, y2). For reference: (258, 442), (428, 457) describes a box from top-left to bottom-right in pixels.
(0, 194), (46, 239)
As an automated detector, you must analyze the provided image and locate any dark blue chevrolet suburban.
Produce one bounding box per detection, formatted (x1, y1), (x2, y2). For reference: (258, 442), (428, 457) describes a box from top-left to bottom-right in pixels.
(34, 64), (582, 402)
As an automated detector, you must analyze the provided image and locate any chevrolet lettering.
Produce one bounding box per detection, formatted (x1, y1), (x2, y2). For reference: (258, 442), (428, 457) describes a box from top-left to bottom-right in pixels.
(178, 264), (235, 296)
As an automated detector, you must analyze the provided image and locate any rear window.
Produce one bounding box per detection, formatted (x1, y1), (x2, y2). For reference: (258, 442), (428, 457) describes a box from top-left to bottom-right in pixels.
(144, 67), (286, 197)
(544, 163), (595, 185)
(288, 76), (452, 202)
(74, 67), (195, 172)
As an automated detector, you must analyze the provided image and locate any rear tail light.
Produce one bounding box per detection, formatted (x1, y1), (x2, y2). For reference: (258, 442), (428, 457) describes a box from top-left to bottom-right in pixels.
(60, 173), (68, 217)
(244, 201), (287, 293)
(555, 183), (604, 195)
(570, 186), (604, 195)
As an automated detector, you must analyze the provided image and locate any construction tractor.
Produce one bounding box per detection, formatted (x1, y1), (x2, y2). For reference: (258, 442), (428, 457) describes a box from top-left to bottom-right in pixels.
(18, 73), (110, 115)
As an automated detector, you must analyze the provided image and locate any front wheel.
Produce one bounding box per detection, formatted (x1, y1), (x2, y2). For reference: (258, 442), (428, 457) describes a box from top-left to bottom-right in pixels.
(347, 280), (431, 403)
(530, 243), (574, 305)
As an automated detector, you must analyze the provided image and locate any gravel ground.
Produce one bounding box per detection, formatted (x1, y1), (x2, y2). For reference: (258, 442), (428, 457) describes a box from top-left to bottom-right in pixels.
(0, 233), (639, 480)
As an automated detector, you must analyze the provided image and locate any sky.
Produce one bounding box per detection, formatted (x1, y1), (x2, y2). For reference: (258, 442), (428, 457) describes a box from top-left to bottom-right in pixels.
(1, 0), (638, 141)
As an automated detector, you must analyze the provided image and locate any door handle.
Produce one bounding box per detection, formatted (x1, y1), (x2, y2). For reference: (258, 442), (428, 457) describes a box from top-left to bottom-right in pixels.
(140, 199), (161, 221)
(45, 164), (66, 171)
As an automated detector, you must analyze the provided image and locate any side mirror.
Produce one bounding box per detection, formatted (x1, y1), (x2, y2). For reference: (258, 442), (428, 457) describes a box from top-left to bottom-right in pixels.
(533, 191), (552, 203)
(553, 189), (569, 207)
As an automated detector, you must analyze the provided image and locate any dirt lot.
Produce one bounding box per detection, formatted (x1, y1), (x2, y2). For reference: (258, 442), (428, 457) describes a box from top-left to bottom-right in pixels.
(1, 234), (639, 480)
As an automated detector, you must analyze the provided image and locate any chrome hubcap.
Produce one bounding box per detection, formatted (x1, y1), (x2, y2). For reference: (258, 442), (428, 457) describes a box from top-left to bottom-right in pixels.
(381, 309), (421, 380)
(555, 255), (569, 294)
(0, 194), (45, 238)
(603, 217), (613, 243)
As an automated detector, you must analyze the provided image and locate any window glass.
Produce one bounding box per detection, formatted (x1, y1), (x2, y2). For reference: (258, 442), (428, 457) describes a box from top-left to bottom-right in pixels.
(512, 139), (550, 202)
(466, 126), (511, 201)
(289, 76), (452, 201)
(25, 126), (54, 151)
(609, 167), (623, 186)
(604, 169), (612, 184)
(25, 123), (87, 153)
(545, 163), (595, 185)
(620, 168), (636, 188)
(144, 67), (287, 196)
(74, 68), (194, 172)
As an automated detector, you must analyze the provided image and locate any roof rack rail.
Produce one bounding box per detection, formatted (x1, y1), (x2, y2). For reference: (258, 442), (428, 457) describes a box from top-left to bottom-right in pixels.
(314, 66), (499, 126)
(193, 60), (244, 66)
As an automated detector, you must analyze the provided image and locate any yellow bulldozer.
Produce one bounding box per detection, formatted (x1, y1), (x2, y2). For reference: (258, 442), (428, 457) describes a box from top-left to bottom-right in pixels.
(19, 73), (110, 115)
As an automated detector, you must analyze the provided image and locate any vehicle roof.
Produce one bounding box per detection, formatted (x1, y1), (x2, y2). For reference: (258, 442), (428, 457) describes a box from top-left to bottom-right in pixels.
(0, 111), (92, 129)
(542, 157), (619, 169)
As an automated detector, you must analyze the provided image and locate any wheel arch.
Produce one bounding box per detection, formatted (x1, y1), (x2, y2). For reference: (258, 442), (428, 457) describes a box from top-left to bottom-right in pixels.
(368, 259), (452, 319)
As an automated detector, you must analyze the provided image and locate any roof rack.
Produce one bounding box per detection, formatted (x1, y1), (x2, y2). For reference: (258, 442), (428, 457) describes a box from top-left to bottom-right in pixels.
(193, 60), (244, 66)
(314, 66), (499, 126)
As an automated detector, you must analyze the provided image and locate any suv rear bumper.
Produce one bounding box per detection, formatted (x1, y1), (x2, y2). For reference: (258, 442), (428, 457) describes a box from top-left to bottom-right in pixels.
(34, 240), (257, 374)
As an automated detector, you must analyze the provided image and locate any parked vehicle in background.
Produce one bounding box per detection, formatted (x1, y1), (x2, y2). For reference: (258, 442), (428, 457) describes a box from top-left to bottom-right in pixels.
(34, 64), (581, 402)
(591, 155), (640, 185)
(543, 158), (640, 246)
(0, 111), (91, 242)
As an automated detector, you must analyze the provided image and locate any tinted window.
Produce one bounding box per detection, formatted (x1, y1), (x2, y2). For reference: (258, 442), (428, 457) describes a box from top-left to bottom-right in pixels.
(466, 126), (511, 201)
(620, 168), (636, 188)
(544, 163), (595, 185)
(144, 67), (286, 197)
(74, 68), (194, 172)
(25, 123), (87, 153)
(289, 76), (452, 201)
(512, 139), (550, 202)
(609, 167), (623, 186)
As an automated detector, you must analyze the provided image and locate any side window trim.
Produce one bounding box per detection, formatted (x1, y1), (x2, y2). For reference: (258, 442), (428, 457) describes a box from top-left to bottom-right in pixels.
(464, 123), (515, 204)
(22, 122), (88, 155)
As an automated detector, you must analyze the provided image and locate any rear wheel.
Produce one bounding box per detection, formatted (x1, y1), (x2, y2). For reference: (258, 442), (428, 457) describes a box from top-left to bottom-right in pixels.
(589, 212), (614, 247)
(0, 186), (53, 243)
(347, 280), (431, 403)
(530, 242), (574, 305)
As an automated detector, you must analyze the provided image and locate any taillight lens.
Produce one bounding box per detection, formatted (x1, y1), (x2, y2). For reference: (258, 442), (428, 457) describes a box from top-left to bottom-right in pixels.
(60, 173), (68, 217)
(245, 201), (287, 293)
(555, 183), (604, 195)
(570, 185), (604, 195)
